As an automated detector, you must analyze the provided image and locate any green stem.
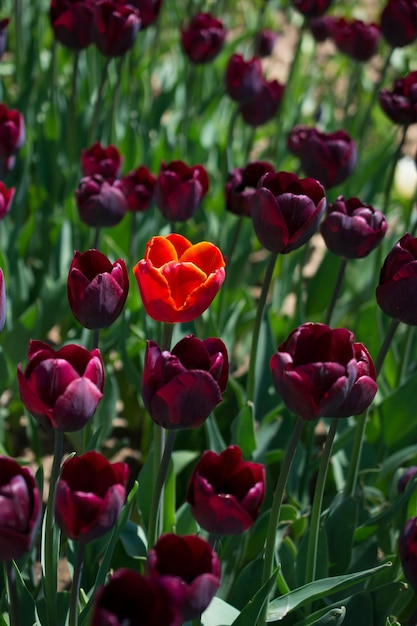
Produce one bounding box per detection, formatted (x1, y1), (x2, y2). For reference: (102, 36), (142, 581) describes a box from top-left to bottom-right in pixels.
(218, 216), (243, 329)
(304, 418), (338, 584)
(147, 430), (176, 549)
(90, 57), (111, 143)
(92, 227), (101, 250)
(107, 56), (125, 145)
(69, 542), (85, 626)
(68, 51), (80, 167)
(382, 124), (408, 215)
(325, 258), (348, 326)
(343, 62), (362, 137)
(5, 561), (19, 626)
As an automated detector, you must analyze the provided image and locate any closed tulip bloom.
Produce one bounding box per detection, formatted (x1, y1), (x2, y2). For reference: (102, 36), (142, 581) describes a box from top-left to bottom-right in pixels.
(331, 18), (380, 62)
(0, 457), (41, 561)
(399, 517), (417, 593)
(80, 142), (122, 180)
(67, 249), (129, 329)
(225, 54), (264, 104)
(118, 165), (156, 212)
(94, 1), (140, 57)
(0, 18), (10, 58)
(292, 0), (333, 18)
(181, 13), (226, 64)
(379, 72), (417, 126)
(50, 0), (94, 50)
(187, 446), (265, 535)
(0, 269), (5, 332)
(155, 160), (209, 222)
(142, 335), (228, 430)
(0, 182), (14, 218)
(17, 340), (104, 431)
(91, 569), (183, 626)
(124, 0), (162, 29)
(249, 171), (326, 254)
(0, 103), (25, 159)
(398, 467), (417, 494)
(381, 0), (417, 48)
(76, 174), (128, 227)
(239, 78), (285, 127)
(133, 234), (225, 323)
(376, 233), (417, 325)
(55, 451), (128, 542)
(309, 16), (334, 42)
(254, 29), (278, 58)
(320, 196), (387, 259)
(146, 534), (221, 620)
(270, 323), (377, 420)
(225, 160), (275, 217)
(287, 126), (357, 188)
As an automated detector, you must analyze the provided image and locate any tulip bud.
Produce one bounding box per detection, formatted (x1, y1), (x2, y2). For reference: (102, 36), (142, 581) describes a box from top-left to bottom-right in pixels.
(0, 18), (10, 58)
(80, 142), (122, 180)
(123, 0), (162, 29)
(330, 18), (380, 62)
(399, 517), (417, 593)
(50, 0), (95, 50)
(398, 467), (417, 493)
(93, 1), (141, 57)
(292, 0), (333, 18)
(0, 182), (14, 219)
(239, 78), (285, 127)
(0, 103), (25, 160)
(181, 13), (226, 64)
(380, 0), (417, 48)
(254, 29), (278, 58)
(154, 160), (209, 222)
(225, 54), (264, 104)
(225, 161), (275, 217)
(379, 71), (417, 126)
(118, 165), (156, 212)
(76, 174), (128, 227)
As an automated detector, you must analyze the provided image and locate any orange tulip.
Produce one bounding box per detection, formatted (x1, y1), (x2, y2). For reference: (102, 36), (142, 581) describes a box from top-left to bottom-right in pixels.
(133, 234), (225, 323)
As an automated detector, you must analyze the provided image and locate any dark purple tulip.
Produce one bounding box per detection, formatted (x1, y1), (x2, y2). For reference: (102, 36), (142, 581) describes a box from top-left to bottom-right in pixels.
(254, 29), (278, 57)
(93, 1), (140, 57)
(91, 568), (183, 626)
(154, 160), (209, 222)
(0, 269), (5, 331)
(320, 196), (387, 259)
(287, 126), (357, 188)
(118, 165), (156, 211)
(17, 340), (104, 431)
(309, 16), (334, 42)
(146, 534), (221, 620)
(181, 13), (226, 64)
(186, 445), (265, 535)
(239, 78), (285, 127)
(399, 517), (417, 593)
(50, 0), (94, 50)
(67, 249), (129, 329)
(270, 323), (377, 420)
(331, 18), (380, 62)
(0, 456), (41, 561)
(123, 0), (162, 29)
(225, 160), (275, 217)
(76, 174), (128, 227)
(0, 182), (14, 218)
(379, 71), (417, 126)
(398, 467), (417, 493)
(292, 0), (333, 18)
(381, 0), (417, 48)
(249, 171), (326, 254)
(225, 54), (264, 104)
(0, 18), (10, 58)
(376, 233), (417, 325)
(80, 142), (122, 180)
(0, 103), (25, 159)
(142, 335), (228, 430)
(55, 451), (128, 542)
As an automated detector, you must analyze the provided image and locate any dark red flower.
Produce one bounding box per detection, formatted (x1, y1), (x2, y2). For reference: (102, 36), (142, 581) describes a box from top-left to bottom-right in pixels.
(0, 182), (14, 218)
(320, 196), (387, 259)
(399, 517), (417, 593)
(249, 171), (326, 254)
(270, 323), (377, 420)
(379, 71), (417, 126)
(225, 160), (275, 217)
(254, 29), (278, 57)
(122, 0), (162, 29)
(17, 340), (104, 431)
(225, 54), (264, 104)
(93, 1), (140, 57)
(0, 17), (10, 58)
(50, 0), (94, 49)
(309, 16), (334, 42)
(154, 160), (209, 222)
(287, 125), (357, 188)
(292, 0), (333, 18)
(118, 165), (156, 212)
(239, 78), (284, 127)
(181, 12), (225, 64)
(146, 534), (221, 620)
(0, 103), (25, 159)
(331, 18), (380, 62)
(142, 335), (228, 430)
(398, 467), (417, 494)
(380, 0), (417, 48)
(187, 446), (265, 535)
(76, 174), (128, 227)
(80, 142), (122, 180)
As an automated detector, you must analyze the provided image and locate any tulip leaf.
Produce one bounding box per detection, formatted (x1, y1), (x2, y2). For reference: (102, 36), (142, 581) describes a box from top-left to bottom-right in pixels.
(308, 606), (346, 625)
(380, 370), (417, 448)
(230, 569), (277, 626)
(205, 413), (227, 454)
(325, 495), (358, 575)
(200, 596), (240, 626)
(231, 403), (257, 459)
(9, 561), (37, 626)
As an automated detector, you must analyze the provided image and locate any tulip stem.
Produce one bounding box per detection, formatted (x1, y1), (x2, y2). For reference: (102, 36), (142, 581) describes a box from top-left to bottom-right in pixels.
(90, 56), (111, 144)
(325, 257), (348, 326)
(304, 418), (338, 585)
(69, 542), (85, 626)
(148, 429), (176, 549)
(5, 561), (19, 626)
(358, 47), (393, 150)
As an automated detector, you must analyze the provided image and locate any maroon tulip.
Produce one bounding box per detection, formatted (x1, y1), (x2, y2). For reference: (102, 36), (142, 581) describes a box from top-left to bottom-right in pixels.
(187, 445), (265, 535)
(93, 1), (140, 57)
(239, 78), (285, 127)
(287, 125), (357, 188)
(123, 0), (162, 29)
(398, 467), (417, 493)
(270, 323), (377, 420)
(225, 54), (264, 104)
(254, 29), (278, 57)
(292, 0), (333, 18)
(67, 249), (129, 329)
(50, 0), (95, 49)
(80, 142), (122, 180)
(0, 103), (25, 160)
(76, 174), (128, 227)
(380, 0), (417, 48)
(0, 18), (10, 58)
(146, 534), (221, 620)
(0, 182), (14, 218)
(17, 340), (104, 431)
(55, 451), (128, 542)
(181, 13), (226, 64)
(376, 233), (417, 325)
(379, 71), (417, 126)
(331, 18), (380, 62)
(249, 171), (326, 254)
(320, 196), (387, 259)
(142, 335), (228, 430)
(399, 517), (417, 593)
(309, 16), (334, 42)
(91, 569), (183, 626)
(118, 165), (156, 211)
(0, 269), (5, 332)
(0, 456), (41, 561)
(225, 160), (275, 217)
(154, 160), (209, 222)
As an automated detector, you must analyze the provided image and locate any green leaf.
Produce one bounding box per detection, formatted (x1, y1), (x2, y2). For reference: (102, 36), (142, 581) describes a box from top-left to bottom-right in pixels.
(380, 371), (417, 448)
(231, 403), (256, 459)
(325, 495), (358, 574)
(119, 520), (147, 559)
(200, 596), (240, 626)
(10, 561), (37, 626)
(310, 606), (346, 625)
(231, 570), (277, 626)
(204, 413), (226, 454)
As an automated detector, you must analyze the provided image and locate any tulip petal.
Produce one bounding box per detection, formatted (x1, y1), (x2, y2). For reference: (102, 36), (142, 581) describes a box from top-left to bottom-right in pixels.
(52, 377), (103, 431)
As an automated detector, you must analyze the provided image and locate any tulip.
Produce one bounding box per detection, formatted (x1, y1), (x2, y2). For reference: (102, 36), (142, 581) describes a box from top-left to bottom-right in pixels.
(142, 335), (228, 430)
(90, 568), (183, 626)
(320, 196), (387, 259)
(93, 1), (141, 57)
(225, 54), (264, 104)
(181, 13), (226, 64)
(17, 340), (104, 431)
(254, 29), (278, 58)
(249, 171), (326, 254)
(330, 18), (380, 62)
(399, 517), (417, 594)
(154, 160), (209, 222)
(0, 269), (5, 332)
(50, 0), (95, 50)
(398, 467), (417, 493)
(379, 71), (417, 126)
(309, 16), (334, 42)
(187, 445), (265, 535)
(270, 322), (377, 420)
(0, 457), (41, 562)
(80, 142), (122, 180)
(133, 233), (225, 323)
(118, 165), (156, 212)
(239, 78), (285, 127)
(287, 125), (357, 188)
(0, 103), (25, 159)
(225, 161), (275, 217)
(0, 182), (14, 219)
(380, 0), (417, 49)
(67, 249), (129, 329)
(76, 174), (128, 227)
(124, 0), (162, 29)
(0, 18), (10, 58)
(146, 534), (221, 620)
(55, 451), (128, 542)
(376, 233), (417, 326)
(292, 0), (333, 18)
